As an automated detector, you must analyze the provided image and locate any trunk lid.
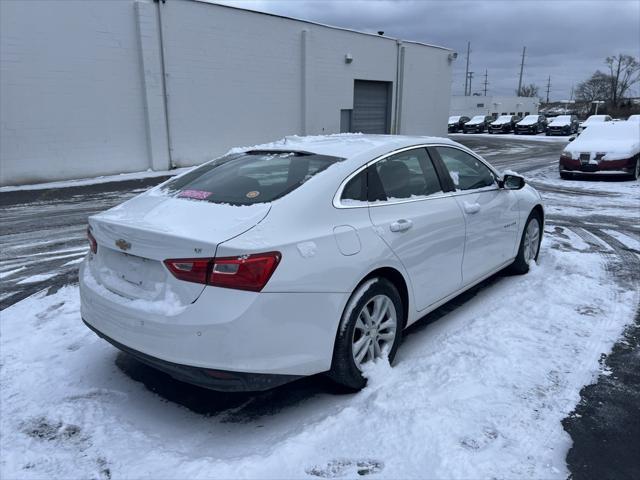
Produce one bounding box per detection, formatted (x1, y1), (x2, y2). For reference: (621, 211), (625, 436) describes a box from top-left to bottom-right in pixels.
(88, 193), (270, 303)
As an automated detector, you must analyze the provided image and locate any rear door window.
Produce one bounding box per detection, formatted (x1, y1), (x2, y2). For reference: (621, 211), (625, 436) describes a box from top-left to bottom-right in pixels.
(163, 151), (342, 205)
(373, 148), (443, 200)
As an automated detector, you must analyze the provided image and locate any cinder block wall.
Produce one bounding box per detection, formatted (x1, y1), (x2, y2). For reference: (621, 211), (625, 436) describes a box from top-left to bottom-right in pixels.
(0, 0), (452, 186)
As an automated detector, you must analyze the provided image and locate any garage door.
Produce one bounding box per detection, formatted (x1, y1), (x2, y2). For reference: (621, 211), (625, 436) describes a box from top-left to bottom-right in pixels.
(352, 80), (391, 134)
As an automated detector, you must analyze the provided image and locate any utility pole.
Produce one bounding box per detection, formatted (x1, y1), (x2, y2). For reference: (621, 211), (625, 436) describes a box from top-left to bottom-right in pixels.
(517, 46), (526, 96)
(545, 76), (551, 104)
(464, 41), (471, 96)
(482, 69), (489, 96)
(467, 71), (474, 96)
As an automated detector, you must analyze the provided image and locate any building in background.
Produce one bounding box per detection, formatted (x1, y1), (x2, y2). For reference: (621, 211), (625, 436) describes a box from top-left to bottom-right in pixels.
(0, 0), (454, 186)
(450, 95), (539, 119)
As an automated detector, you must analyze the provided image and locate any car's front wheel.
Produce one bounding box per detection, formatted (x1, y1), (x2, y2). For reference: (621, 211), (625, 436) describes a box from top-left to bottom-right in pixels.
(509, 213), (542, 274)
(632, 159), (640, 181)
(328, 278), (403, 391)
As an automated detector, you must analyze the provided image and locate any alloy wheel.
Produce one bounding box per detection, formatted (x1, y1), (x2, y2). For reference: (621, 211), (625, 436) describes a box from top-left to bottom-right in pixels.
(523, 219), (540, 264)
(351, 294), (397, 369)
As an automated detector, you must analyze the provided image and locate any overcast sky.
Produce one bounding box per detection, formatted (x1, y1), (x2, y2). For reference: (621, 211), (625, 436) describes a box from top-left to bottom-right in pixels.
(215, 0), (640, 101)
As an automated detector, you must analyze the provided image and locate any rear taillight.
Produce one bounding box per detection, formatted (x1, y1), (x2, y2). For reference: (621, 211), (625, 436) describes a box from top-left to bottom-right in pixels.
(87, 227), (97, 254)
(164, 258), (210, 284)
(164, 252), (281, 292)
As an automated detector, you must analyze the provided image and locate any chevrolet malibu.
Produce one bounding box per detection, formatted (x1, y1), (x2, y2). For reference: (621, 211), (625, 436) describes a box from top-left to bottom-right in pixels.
(80, 135), (544, 392)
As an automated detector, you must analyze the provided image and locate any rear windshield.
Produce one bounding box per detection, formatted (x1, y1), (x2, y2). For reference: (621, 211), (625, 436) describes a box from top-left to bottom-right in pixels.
(162, 151), (343, 205)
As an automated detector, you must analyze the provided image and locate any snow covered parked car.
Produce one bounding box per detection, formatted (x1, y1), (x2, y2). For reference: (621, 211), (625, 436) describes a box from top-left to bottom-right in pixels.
(489, 115), (520, 134)
(578, 114), (612, 133)
(546, 115), (579, 136)
(80, 135), (544, 392)
(515, 115), (547, 135)
(560, 122), (640, 179)
(448, 115), (470, 133)
(462, 115), (493, 133)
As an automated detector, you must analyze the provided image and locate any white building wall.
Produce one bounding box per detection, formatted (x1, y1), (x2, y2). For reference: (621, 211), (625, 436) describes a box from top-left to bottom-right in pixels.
(0, 0), (151, 185)
(450, 95), (539, 118)
(0, 0), (452, 185)
(400, 43), (451, 136)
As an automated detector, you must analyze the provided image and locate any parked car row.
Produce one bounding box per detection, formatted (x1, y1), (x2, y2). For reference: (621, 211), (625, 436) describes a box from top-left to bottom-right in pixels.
(448, 113), (637, 136)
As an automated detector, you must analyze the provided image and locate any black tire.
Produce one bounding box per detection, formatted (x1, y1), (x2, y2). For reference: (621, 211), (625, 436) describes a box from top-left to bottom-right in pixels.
(632, 159), (640, 181)
(546, 131), (550, 136)
(327, 277), (404, 391)
(560, 172), (572, 180)
(509, 212), (542, 275)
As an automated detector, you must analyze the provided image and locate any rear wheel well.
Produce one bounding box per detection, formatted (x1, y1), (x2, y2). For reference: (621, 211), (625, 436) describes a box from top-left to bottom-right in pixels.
(359, 267), (409, 329)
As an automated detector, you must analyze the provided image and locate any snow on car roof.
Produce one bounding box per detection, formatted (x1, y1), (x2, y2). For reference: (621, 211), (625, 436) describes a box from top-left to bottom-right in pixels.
(226, 134), (459, 161)
(493, 115), (512, 123)
(519, 115), (539, 124)
(565, 122), (640, 157)
(448, 116), (461, 121)
(550, 115), (571, 124)
(582, 115), (609, 124)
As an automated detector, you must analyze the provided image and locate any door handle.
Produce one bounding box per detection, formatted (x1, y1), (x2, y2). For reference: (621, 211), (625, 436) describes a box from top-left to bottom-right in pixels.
(463, 201), (481, 214)
(390, 219), (413, 232)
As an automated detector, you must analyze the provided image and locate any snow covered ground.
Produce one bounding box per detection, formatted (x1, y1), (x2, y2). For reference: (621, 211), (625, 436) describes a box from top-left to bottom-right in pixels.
(1, 138), (638, 479)
(0, 168), (192, 193)
(1, 237), (635, 479)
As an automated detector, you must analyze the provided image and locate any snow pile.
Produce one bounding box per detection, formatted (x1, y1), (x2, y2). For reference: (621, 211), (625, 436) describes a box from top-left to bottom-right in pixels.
(564, 122), (640, 160)
(1, 235), (635, 479)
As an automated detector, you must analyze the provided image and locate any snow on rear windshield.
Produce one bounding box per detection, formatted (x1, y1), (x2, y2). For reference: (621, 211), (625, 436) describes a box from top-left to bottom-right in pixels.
(162, 151), (343, 205)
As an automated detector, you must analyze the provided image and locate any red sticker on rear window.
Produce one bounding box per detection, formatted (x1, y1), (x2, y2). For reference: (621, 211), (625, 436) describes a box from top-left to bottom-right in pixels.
(178, 189), (212, 200)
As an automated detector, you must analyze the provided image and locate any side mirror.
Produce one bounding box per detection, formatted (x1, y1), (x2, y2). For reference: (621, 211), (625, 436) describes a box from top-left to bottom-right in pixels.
(500, 174), (525, 190)
(568, 135), (576, 142)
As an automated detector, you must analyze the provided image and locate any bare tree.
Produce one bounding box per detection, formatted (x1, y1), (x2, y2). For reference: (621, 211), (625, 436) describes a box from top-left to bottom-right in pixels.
(575, 71), (612, 103)
(517, 83), (539, 98)
(605, 54), (640, 106)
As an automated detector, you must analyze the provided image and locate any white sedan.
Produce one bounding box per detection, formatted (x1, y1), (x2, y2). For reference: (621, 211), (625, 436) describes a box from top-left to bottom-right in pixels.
(80, 135), (544, 391)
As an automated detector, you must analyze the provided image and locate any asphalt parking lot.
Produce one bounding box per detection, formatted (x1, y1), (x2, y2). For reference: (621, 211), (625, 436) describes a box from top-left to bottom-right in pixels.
(1, 135), (638, 478)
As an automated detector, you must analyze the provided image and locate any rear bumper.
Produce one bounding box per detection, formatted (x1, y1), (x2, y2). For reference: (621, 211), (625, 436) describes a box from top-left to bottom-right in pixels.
(80, 262), (348, 380)
(83, 319), (301, 391)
